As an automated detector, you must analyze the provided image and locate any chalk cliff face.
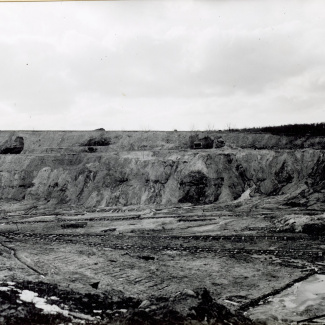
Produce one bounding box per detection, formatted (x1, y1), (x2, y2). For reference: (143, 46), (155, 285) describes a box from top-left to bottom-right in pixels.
(0, 130), (324, 210)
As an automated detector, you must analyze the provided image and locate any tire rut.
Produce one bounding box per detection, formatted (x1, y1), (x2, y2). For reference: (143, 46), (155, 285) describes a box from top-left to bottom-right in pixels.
(0, 239), (44, 276)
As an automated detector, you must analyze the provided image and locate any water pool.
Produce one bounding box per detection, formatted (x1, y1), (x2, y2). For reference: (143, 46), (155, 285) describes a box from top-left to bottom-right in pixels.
(247, 274), (325, 324)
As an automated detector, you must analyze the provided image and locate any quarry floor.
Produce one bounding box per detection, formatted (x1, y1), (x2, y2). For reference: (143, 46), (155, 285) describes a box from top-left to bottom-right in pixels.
(0, 201), (324, 323)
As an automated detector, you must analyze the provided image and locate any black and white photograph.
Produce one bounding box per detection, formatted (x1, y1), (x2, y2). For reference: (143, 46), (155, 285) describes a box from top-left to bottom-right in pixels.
(0, 0), (325, 324)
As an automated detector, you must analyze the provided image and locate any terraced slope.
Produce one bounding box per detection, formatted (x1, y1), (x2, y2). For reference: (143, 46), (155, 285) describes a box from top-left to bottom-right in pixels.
(0, 130), (324, 210)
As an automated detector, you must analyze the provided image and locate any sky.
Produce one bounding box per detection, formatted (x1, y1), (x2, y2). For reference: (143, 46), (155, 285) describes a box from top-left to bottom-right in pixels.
(0, 0), (324, 131)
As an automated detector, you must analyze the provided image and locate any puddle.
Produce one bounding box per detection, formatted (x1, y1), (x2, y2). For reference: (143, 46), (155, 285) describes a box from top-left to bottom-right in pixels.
(247, 274), (325, 324)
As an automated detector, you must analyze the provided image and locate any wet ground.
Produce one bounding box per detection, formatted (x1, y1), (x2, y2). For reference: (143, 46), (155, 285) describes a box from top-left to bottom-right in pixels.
(247, 274), (325, 324)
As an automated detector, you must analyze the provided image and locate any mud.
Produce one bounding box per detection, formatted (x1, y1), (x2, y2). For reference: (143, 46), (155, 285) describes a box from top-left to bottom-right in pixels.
(0, 281), (254, 325)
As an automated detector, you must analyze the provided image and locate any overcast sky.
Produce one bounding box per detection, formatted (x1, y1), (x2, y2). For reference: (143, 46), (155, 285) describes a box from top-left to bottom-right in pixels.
(0, 0), (324, 131)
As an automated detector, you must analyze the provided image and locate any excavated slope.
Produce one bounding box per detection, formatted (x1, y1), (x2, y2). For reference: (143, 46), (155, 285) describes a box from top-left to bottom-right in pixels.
(0, 130), (325, 154)
(0, 129), (324, 209)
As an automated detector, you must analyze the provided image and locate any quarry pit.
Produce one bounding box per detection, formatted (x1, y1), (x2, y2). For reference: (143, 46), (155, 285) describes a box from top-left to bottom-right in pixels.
(0, 129), (325, 324)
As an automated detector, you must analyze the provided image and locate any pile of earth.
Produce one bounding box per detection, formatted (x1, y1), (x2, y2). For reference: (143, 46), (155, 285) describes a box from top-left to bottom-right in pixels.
(0, 135), (24, 154)
(274, 213), (325, 235)
(0, 281), (257, 325)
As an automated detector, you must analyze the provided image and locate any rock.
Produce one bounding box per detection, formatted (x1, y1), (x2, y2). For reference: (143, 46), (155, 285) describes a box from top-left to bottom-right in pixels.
(302, 223), (325, 236)
(138, 300), (151, 309)
(214, 137), (225, 148)
(137, 255), (155, 261)
(82, 137), (111, 147)
(179, 171), (224, 204)
(145, 306), (157, 312)
(0, 136), (24, 154)
(139, 288), (254, 325)
(124, 310), (156, 325)
(87, 147), (97, 153)
(189, 133), (214, 149)
(68, 311), (95, 321)
(179, 171), (209, 204)
(183, 289), (196, 297)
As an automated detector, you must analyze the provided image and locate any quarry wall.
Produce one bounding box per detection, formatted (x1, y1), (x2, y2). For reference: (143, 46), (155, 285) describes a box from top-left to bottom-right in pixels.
(0, 129), (324, 209)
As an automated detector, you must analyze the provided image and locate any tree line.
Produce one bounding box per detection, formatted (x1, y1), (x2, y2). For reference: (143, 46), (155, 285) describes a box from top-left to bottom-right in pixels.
(233, 123), (325, 136)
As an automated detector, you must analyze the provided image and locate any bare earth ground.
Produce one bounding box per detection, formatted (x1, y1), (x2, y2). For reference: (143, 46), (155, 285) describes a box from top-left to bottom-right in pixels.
(0, 198), (324, 324)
